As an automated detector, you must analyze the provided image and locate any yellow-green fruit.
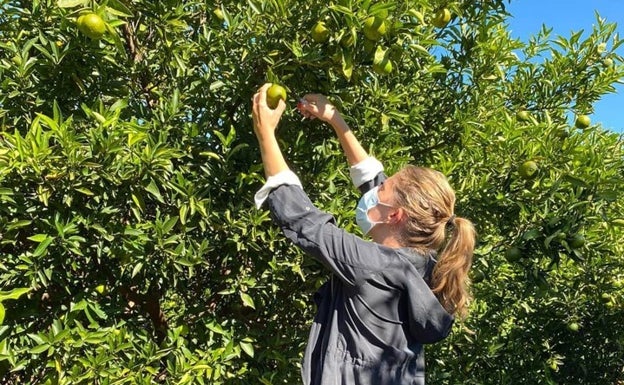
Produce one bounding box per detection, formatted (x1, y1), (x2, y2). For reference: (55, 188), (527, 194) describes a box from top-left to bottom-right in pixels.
(518, 160), (538, 180)
(602, 58), (614, 68)
(575, 114), (591, 129)
(505, 247), (522, 262)
(95, 284), (107, 295)
(0, 302), (4, 325)
(516, 110), (530, 122)
(363, 16), (387, 41)
(569, 234), (585, 249)
(266, 84), (287, 109)
(431, 8), (451, 28)
(567, 322), (579, 332)
(311, 21), (330, 43)
(213, 8), (224, 20)
(340, 33), (355, 48)
(363, 39), (376, 54)
(77, 13), (106, 40)
(373, 58), (393, 75)
(597, 42), (607, 54)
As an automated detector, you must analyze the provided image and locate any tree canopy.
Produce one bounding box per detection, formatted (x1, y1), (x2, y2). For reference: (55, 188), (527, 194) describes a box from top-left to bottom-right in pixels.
(0, 0), (623, 383)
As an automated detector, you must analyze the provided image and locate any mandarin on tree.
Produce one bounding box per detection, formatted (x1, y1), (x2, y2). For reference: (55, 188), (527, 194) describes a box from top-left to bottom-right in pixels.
(518, 160), (538, 180)
(575, 114), (591, 129)
(77, 13), (106, 40)
(431, 8), (451, 28)
(363, 16), (387, 41)
(311, 21), (330, 43)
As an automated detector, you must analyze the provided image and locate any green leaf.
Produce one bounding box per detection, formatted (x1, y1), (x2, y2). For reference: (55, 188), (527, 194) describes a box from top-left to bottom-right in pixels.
(27, 234), (49, 242)
(75, 187), (95, 196)
(162, 216), (179, 234)
(145, 179), (164, 203)
(240, 340), (254, 357)
(7, 220), (32, 231)
(0, 303), (5, 325)
(29, 344), (50, 354)
(57, 0), (88, 8)
(240, 292), (255, 309)
(32, 237), (54, 257)
(131, 262), (143, 278)
(207, 322), (226, 335)
(0, 288), (31, 302)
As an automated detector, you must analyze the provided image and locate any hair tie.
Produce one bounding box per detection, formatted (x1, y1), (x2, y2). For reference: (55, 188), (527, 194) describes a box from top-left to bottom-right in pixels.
(446, 214), (456, 227)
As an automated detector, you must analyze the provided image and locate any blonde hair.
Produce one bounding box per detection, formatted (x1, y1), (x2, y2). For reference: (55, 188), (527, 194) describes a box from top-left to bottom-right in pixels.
(393, 166), (476, 318)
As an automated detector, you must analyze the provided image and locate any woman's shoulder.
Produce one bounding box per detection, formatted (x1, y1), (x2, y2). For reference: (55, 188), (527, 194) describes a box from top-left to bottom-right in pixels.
(393, 248), (436, 281)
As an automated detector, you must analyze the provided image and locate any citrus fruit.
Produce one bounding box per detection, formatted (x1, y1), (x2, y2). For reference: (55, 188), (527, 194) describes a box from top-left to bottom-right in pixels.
(569, 233), (585, 249)
(340, 33), (355, 48)
(77, 13), (106, 40)
(266, 84), (287, 109)
(311, 21), (330, 43)
(95, 284), (107, 295)
(431, 8), (451, 28)
(472, 269), (486, 283)
(505, 247), (522, 262)
(516, 110), (530, 122)
(518, 160), (538, 180)
(363, 16), (387, 41)
(575, 114), (590, 129)
(213, 8), (224, 20)
(597, 43), (607, 54)
(567, 322), (579, 332)
(373, 58), (393, 75)
(602, 58), (614, 68)
(0, 302), (4, 325)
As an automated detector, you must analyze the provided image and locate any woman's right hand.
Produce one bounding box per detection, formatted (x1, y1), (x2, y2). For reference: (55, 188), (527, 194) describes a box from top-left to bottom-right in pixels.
(297, 94), (342, 124)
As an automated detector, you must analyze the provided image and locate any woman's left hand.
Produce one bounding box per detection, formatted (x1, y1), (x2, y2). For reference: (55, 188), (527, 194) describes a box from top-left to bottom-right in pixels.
(252, 83), (286, 141)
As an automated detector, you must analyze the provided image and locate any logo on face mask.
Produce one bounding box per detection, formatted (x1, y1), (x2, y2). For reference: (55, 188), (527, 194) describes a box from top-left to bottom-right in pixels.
(355, 186), (394, 235)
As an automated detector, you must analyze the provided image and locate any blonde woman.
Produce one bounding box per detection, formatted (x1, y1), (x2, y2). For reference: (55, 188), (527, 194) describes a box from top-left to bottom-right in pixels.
(252, 84), (476, 385)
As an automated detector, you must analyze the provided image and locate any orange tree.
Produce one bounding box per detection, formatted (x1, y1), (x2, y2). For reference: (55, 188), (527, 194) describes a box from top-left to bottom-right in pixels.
(0, 0), (623, 383)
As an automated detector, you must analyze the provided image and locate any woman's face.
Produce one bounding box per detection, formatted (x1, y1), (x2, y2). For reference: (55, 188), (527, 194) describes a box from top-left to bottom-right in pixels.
(366, 175), (398, 223)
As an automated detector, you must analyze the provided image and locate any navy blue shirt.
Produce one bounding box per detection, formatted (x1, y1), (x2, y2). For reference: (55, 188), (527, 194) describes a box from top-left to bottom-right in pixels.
(265, 175), (454, 385)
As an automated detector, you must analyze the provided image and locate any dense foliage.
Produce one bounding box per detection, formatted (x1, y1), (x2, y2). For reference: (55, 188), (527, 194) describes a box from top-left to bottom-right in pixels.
(0, 0), (623, 383)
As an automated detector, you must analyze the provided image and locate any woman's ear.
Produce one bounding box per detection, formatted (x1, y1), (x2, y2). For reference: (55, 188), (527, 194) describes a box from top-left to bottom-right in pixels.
(388, 207), (407, 225)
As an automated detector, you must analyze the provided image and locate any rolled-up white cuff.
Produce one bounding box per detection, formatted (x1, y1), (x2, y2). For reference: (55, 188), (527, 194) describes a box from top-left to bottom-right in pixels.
(254, 170), (303, 209)
(349, 157), (384, 188)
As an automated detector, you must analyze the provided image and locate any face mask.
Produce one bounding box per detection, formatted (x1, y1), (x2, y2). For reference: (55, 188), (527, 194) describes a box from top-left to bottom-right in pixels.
(356, 186), (394, 235)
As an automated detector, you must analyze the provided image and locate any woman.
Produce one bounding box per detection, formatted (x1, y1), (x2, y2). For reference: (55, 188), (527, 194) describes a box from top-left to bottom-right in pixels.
(252, 83), (476, 385)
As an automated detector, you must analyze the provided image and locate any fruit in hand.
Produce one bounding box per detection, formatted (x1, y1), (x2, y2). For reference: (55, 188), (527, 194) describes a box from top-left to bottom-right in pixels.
(77, 13), (106, 40)
(432, 8), (451, 28)
(266, 84), (287, 109)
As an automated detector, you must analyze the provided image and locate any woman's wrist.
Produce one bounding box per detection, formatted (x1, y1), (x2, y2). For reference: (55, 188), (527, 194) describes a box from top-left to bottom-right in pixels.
(330, 114), (350, 133)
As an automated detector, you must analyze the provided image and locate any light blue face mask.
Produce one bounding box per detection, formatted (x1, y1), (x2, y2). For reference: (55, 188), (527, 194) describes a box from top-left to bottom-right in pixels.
(356, 186), (394, 235)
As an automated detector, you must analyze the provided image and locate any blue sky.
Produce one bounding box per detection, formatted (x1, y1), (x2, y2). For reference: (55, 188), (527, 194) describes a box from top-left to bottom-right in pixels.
(506, 0), (624, 132)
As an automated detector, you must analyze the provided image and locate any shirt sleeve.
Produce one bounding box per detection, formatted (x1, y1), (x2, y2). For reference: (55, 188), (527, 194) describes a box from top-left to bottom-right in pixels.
(254, 169), (303, 209)
(349, 157), (384, 188)
(266, 184), (391, 286)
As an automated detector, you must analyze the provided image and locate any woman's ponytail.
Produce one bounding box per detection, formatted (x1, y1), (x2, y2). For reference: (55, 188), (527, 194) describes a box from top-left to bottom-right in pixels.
(392, 166), (476, 318)
(431, 216), (476, 318)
